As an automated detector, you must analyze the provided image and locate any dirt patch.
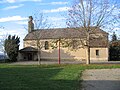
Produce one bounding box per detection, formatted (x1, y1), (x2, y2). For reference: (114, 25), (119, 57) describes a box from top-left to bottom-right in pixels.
(81, 69), (120, 90)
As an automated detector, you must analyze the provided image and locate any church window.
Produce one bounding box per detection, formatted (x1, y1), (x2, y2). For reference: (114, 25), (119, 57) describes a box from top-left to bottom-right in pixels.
(45, 41), (49, 50)
(72, 40), (77, 49)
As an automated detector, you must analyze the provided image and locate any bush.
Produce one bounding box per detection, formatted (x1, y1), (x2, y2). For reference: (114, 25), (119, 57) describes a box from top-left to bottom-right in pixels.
(109, 46), (120, 61)
(4, 35), (20, 62)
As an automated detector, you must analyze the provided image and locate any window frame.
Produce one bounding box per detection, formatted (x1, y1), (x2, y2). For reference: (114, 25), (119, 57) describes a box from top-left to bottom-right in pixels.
(96, 50), (99, 56)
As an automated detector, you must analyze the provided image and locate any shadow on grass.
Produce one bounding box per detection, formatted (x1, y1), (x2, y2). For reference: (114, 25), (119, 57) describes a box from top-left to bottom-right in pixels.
(0, 66), (81, 90)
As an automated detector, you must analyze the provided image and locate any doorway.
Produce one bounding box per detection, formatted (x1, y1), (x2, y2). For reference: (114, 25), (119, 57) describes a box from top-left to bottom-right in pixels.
(28, 53), (33, 60)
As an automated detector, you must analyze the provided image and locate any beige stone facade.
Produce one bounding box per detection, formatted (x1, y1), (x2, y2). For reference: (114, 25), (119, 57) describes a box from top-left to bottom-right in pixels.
(18, 38), (108, 61)
(90, 48), (108, 61)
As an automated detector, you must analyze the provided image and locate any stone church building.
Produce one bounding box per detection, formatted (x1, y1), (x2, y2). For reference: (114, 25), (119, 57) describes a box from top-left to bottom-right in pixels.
(18, 16), (109, 61)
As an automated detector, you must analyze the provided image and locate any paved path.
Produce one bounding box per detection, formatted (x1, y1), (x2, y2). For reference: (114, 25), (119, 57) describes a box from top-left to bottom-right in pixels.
(81, 69), (120, 90)
(9, 61), (120, 65)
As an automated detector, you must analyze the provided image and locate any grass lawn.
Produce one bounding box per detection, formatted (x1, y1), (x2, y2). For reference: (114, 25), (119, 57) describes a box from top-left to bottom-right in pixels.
(0, 64), (120, 90)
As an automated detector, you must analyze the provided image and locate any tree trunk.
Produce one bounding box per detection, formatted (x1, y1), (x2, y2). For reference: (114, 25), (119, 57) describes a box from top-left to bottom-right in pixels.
(38, 49), (41, 65)
(86, 31), (90, 64)
(86, 46), (90, 64)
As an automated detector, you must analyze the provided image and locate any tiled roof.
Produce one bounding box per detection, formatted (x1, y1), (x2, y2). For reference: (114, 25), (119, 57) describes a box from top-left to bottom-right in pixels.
(24, 27), (108, 40)
(24, 27), (108, 47)
(90, 38), (108, 47)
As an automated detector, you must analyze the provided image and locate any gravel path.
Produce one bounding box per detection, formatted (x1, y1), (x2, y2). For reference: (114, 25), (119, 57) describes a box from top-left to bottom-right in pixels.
(81, 69), (120, 90)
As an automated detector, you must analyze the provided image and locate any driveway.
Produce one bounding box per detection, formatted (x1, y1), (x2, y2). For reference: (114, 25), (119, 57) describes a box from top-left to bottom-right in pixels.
(8, 60), (85, 65)
(81, 69), (120, 90)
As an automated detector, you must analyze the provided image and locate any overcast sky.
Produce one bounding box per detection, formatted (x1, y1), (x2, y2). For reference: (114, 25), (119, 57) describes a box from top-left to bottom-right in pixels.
(0, 0), (120, 50)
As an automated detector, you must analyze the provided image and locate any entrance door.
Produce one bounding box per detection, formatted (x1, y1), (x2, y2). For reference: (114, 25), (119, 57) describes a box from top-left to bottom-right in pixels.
(28, 53), (33, 60)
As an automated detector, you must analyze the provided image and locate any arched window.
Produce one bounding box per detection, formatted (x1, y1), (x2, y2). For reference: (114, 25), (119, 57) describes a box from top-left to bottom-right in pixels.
(45, 41), (49, 50)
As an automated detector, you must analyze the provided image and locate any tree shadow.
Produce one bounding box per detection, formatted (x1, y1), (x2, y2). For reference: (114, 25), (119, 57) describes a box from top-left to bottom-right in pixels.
(41, 48), (77, 60)
(0, 66), (80, 90)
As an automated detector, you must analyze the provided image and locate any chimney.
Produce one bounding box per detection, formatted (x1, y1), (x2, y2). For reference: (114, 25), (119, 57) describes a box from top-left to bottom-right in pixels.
(28, 16), (34, 33)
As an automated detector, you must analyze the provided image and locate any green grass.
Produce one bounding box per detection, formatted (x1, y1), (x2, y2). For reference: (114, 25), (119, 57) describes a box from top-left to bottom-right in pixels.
(0, 64), (120, 90)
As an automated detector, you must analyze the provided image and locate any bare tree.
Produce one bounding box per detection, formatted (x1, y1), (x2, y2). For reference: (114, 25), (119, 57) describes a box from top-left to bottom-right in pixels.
(0, 27), (6, 56)
(66, 0), (119, 64)
(26, 13), (51, 65)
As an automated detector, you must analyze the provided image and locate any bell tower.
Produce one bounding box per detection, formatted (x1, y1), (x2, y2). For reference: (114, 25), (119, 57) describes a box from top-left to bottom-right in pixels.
(28, 16), (34, 33)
